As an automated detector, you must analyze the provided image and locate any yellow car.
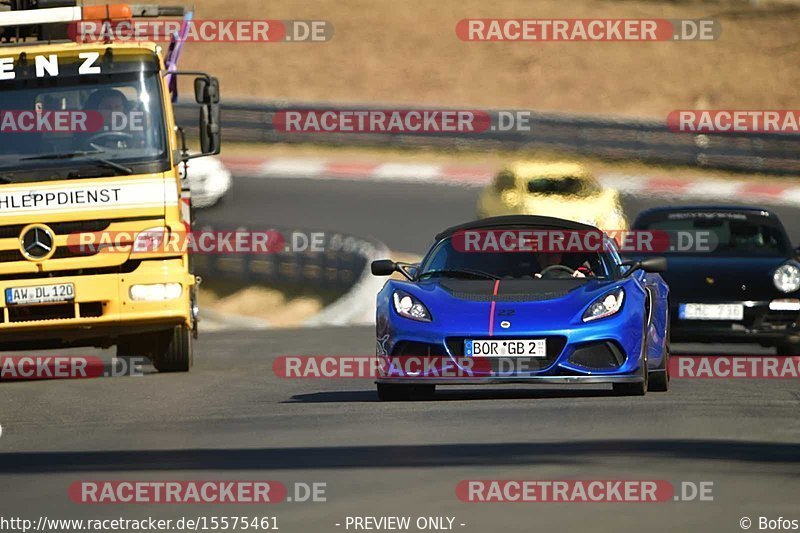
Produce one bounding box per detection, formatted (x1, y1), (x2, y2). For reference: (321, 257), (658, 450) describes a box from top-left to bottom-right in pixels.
(477, 161), (628, 231)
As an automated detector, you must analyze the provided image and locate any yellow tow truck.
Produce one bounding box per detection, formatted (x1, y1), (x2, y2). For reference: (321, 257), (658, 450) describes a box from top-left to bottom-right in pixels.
(0, 1), (221, 371)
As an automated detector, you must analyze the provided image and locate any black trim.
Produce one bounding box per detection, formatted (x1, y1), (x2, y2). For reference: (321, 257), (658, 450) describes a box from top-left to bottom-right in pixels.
(435, 215), (599, 242)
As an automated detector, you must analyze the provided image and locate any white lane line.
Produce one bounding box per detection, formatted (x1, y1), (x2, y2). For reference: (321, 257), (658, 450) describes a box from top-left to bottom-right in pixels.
(372, 163), (442, 181)
(261, 158), (327, 178)
(683, 180), (746, 199)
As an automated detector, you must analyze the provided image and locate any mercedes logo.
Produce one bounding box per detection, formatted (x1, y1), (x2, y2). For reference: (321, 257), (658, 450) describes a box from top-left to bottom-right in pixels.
(19, 224), (55, 261)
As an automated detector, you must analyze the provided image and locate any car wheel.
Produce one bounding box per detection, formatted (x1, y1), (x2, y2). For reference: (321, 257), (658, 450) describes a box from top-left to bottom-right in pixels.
(377, 383), (435, 401)
(151, 325), (194, 373)
(648, 316), (670, 392)
(776, 339), (800, 356)
(613, 353), (648, 396)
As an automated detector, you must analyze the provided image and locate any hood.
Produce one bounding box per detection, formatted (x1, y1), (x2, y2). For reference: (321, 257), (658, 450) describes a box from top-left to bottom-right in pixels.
(395, 277), (629, 332)
(661, 255), (791, 299)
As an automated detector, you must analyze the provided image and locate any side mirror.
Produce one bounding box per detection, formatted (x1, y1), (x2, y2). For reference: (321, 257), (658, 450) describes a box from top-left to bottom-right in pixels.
(371, 260), (396, 276)
(620, 256), (667, 277)
(199, 102), (221, 155)
(171, 72), (222, 161)
(641, 256), (668, 273)
(194, 77), (220, 104)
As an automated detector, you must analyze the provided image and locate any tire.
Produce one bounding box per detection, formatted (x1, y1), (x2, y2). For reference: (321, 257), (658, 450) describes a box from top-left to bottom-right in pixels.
(613, 329), (648, 396)
(648, 315), (670, 392)
(776, 339), (800, 356)
(151, 325), (193, 373)
(377, 383), (435, 401)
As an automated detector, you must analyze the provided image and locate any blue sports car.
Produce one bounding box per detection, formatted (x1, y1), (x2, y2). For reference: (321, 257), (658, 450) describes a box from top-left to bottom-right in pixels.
(371, 215), (670, 400)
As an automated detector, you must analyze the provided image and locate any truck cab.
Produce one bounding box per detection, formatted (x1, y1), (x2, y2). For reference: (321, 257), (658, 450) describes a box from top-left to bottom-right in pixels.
(0, 2), (221, 371)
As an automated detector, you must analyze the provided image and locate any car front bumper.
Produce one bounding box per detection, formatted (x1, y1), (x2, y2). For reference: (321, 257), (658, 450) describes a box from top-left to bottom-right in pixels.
(376, 374), (644, 385)
(671, 300), (800, 344)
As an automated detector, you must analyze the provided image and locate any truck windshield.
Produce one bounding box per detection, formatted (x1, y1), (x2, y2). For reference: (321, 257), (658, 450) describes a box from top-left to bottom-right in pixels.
(0, 54), (169, 183)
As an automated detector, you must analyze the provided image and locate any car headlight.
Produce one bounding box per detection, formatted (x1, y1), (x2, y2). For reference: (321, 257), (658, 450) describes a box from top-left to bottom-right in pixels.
(583, 288), (625, 322)
(774, 263), (800, 293)
(393, 290), (431, 322)
(130, 283), (183, 301)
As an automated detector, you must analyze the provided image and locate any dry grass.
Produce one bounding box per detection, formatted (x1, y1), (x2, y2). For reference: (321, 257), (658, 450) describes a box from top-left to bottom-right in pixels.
(199, 281), (324, 327)
(163, 0), (800, 118)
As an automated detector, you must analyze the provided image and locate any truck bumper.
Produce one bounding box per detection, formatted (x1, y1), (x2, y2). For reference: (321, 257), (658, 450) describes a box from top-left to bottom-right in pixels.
(0, 259), (194, 347)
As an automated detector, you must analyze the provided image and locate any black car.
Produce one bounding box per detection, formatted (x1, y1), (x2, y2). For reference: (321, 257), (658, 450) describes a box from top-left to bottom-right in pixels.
(632, 206), (800, 354)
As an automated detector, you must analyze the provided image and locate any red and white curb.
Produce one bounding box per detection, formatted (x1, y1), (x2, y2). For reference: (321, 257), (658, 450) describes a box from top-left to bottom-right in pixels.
(222, 156), (800, 206)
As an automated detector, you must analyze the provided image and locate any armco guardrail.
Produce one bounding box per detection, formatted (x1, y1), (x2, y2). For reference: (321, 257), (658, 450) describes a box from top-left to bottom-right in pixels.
(192, 226), (389, 326)
(175, 101), (800, 175)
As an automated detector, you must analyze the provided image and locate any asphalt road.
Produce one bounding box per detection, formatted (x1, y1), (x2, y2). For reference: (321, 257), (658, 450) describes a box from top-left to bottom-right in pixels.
(0, 330), (798, 532)
(198, 175), (800, 254)
(0, 174), (799, 532)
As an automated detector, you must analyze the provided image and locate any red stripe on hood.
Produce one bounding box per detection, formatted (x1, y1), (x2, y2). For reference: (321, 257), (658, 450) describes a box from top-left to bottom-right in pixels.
(488, 279), (500, 336)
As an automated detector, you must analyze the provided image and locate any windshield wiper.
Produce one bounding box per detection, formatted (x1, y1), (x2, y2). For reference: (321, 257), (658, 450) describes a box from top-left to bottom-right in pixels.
(419, 268), (499, 280)
(0, 175), (13, 184)
(20, 151), (134, 175)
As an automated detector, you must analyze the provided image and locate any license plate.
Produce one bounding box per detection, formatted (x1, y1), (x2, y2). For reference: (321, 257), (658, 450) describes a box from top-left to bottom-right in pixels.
(679, 303), (744, 321)
(5, 283), (75, 305)
(465, 339), (547, 357)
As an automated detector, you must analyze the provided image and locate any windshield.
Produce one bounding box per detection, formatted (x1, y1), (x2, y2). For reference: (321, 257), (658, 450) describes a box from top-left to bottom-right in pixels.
(527, 176), (599, 196)
(0, 52), (168, 182)
(418, 236), (615, 280)
(636, 212), (790, 257)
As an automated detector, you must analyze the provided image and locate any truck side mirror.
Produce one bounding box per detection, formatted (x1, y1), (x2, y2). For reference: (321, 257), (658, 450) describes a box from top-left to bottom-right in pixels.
(199, 102), (221, 155)
(194, 77), (220, 104)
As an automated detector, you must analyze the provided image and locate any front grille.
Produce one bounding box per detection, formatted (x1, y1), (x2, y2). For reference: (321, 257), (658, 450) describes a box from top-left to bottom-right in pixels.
(0, 261), (141, 281)
(760, 310), (798, 330)
(79, 302), (104, 318)
(446, 290), (572, 302)
(0, 250), (21, 263)
(8, 303), (75, 322)
(446, 335), (567, 373)
(5, 301), (105, 323)
(0, 247), (99, 264)
(0, 220), (113, 239)
(391, 341), (449, 358)
(568, 341), (626, 369)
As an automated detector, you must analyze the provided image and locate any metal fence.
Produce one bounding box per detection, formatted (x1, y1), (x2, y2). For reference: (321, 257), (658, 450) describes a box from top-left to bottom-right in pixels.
(175, 101), (800, 175)
(192, 226), (384, 292)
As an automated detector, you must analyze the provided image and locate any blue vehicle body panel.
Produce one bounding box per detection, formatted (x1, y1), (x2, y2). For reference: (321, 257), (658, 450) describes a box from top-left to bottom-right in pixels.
(375, 246), (669, 383)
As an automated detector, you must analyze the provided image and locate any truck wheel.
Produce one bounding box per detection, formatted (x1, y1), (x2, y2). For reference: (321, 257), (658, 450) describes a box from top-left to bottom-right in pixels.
(151, 325), (193, 372)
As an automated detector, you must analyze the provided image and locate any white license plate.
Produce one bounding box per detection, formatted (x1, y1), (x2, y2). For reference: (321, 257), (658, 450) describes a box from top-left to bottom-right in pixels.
(5, 283), (75, 305)
(679, 303), (744, 321)
(465, 339), (547, 358)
